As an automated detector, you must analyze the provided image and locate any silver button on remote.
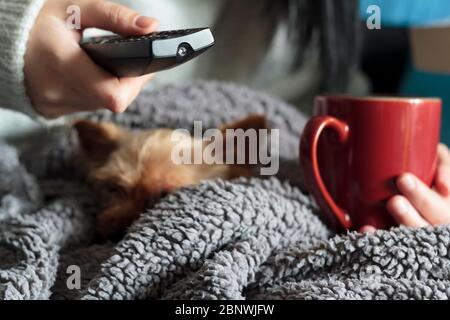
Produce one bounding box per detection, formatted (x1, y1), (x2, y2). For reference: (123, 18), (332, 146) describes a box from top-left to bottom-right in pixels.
(177, 46), (188, 57)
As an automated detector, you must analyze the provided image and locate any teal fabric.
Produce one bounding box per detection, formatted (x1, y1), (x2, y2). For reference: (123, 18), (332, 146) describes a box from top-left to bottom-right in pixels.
(360, 0), (450, 27)
(360, 0), (450, 145)
(401, 67), (450, 145)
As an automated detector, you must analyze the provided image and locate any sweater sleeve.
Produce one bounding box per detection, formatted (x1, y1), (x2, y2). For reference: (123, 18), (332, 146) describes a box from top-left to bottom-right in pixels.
(0, 0), (45, 118)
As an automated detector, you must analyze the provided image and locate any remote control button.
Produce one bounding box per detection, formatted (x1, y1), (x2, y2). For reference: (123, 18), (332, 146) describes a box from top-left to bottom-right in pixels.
(177, 46), (188, 57)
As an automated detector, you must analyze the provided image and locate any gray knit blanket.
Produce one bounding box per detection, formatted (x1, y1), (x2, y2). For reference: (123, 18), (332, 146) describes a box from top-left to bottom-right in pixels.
(1, 81), (450, 300)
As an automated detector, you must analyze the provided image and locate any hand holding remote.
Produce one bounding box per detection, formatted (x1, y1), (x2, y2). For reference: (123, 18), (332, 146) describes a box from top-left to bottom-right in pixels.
(24, 0), (158, 118)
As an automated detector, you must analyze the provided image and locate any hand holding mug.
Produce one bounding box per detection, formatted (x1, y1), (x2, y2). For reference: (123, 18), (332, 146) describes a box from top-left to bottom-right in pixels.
(300, 96), (442, 232)
(361, 143), (450, 232)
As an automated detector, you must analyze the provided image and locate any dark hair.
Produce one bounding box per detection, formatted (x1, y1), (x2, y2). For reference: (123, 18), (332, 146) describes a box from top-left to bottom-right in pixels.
(206, 0), (360, 94)
(274, 0), (360, 93)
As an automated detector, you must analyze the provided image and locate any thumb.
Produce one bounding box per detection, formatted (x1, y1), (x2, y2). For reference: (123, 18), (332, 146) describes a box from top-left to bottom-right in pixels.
(81, 0), (158, 35)
(359, 225), (376, 233)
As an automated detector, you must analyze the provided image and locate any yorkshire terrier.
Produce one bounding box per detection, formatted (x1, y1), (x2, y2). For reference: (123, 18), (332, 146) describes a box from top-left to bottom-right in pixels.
(74, 114), (267, 239)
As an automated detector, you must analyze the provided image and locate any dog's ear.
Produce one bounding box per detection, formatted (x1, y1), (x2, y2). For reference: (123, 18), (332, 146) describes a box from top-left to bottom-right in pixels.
(219, 114), (268, 133)
(217, 114), (269, 167)
(73, 120), (122, 162)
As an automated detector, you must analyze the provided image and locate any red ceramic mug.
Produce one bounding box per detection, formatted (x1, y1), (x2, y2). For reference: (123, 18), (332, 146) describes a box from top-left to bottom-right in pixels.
(300, 96), (442, 231)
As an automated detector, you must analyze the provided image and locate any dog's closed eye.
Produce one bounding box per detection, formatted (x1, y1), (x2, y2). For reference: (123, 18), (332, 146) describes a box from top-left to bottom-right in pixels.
(101, 183), (128, 198)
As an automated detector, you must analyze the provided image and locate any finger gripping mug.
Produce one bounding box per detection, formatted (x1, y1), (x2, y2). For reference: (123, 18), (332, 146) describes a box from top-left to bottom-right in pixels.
(300, 96), (442, 231)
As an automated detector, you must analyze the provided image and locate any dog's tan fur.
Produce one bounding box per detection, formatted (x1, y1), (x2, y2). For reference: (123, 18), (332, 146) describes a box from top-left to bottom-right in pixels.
(74, 114), (267, 239)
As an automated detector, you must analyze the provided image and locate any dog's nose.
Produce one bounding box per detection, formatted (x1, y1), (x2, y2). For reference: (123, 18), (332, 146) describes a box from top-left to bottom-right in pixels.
(146, 197), (158, 208)
(145, 192), (168, 208)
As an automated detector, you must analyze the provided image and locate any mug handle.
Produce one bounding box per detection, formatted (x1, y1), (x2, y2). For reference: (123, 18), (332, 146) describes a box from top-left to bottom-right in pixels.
(300, 116), (352, 230)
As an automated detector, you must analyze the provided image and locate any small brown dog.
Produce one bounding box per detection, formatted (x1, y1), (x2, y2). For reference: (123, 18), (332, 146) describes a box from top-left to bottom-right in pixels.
(74, 115), (267, 239)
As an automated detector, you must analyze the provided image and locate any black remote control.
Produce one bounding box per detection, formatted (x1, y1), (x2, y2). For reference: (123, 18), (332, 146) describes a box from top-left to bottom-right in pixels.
(81, 28), (215, 77)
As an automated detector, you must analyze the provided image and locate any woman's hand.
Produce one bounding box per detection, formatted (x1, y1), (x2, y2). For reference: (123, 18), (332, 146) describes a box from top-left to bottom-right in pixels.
(24, 0), (158, 118)
(361, 143), (450, 232)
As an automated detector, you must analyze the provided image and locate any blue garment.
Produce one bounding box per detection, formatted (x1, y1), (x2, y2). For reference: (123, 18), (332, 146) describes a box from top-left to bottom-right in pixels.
(360, 0), (450, 27)
(401, 67), (450, 144)
(360, 0), (450, 145)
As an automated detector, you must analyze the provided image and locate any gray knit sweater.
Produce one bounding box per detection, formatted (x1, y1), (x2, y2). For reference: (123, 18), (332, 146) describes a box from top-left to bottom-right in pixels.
(0, 0), (45, 118)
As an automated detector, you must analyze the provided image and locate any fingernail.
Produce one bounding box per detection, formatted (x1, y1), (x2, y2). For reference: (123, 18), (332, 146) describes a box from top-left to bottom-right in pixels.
(394, 197), (409, 215)
(135, 16), (154, 28)
(400, 175), (416, 192)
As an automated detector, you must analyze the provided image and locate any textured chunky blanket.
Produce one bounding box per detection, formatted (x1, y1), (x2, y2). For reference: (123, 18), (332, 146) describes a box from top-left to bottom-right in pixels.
(1, 81), (450, 300)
